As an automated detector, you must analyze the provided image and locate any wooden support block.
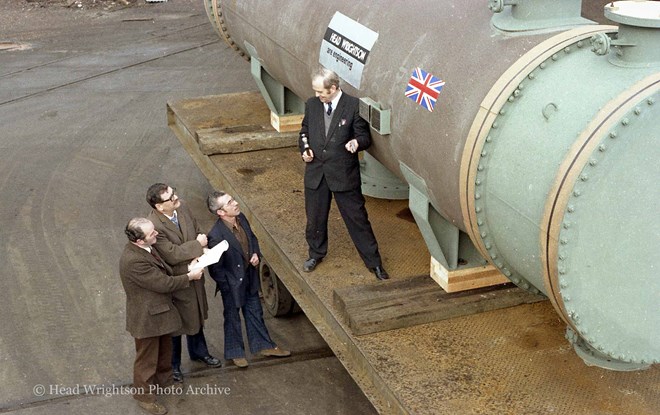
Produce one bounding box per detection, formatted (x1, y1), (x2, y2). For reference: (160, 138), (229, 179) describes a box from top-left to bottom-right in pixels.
(270, 111), (304, 133)
(429, 257), (510, 293)
(166, 92), (272, 143)
(333, 275), (546, 336)
(197, 125), (298, 155)
(167, 93), (300, 155)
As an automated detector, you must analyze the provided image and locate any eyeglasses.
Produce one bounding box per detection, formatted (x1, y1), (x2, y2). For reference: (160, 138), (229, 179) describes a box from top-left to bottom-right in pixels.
(161, 187), (177, 203)
(219, 197), (236, 211)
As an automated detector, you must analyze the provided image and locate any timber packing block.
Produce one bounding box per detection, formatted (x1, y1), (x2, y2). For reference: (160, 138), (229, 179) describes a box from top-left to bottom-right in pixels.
(167, 92), (299, 155)
(198, 125), (298, 155)
(333, 275), (546, 336)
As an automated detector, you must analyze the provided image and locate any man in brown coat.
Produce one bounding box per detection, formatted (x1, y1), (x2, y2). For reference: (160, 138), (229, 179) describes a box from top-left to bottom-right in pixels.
(119, 217), (203, 415)
(146, 183), (220, 383)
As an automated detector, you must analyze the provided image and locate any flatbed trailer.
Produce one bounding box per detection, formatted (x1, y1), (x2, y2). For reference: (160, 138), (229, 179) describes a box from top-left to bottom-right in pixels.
(167, 92), (659, 415)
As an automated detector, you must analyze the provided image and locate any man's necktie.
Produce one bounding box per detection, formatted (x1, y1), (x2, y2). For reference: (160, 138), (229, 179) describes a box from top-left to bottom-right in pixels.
(150, 249), (165, 268)
(171, 214), (179, 228)
(326, 102), (332, 116)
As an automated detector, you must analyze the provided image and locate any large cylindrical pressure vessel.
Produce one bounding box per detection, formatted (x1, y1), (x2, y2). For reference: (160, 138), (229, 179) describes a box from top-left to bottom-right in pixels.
(204, 0), (659, 370)
(206, 0), (593, 225)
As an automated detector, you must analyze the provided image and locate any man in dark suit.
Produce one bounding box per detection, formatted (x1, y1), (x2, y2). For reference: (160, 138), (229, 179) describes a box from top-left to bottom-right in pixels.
(119, 217), (203, 415)
(146, 183), (220, 384)
(299, 67), (389, 280)
(206, 191), (290, 368)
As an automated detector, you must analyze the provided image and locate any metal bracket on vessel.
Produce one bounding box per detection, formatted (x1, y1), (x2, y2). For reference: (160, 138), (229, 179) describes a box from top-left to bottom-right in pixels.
(400, 162), (486, 270)
(360, 152), (408, 200)
(359, 97), (391, 135)
(245, 41), (304, 117)
(489, 0), (595, 33)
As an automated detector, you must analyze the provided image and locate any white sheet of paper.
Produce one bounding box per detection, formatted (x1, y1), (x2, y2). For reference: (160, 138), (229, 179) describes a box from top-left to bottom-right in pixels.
(190, 240), (228, 271)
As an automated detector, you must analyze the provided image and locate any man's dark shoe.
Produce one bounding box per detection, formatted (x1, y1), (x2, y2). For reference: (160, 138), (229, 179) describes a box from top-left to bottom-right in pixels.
(172, 367), (183, 383)
(303, 258), (321, 272)
(370, 266), (390, 280)
(194, 355), (222, 368)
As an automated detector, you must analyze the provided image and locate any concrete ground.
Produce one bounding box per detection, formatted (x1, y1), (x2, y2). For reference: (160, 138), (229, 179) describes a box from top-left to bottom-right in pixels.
(0, 1), (376, 414)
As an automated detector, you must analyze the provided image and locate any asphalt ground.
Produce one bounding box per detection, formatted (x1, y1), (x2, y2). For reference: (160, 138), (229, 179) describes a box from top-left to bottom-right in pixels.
(0, 1), (376, 413)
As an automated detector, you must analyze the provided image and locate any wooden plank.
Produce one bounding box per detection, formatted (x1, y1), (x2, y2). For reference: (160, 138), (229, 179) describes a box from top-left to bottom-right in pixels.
(430, 257), (510, 293)
(167, 92), (271, 141)
(167, 93), (300, 155)
(334, 274), (437, 313)
(333, 275), (545, 336)
(198, 125), (298, 154)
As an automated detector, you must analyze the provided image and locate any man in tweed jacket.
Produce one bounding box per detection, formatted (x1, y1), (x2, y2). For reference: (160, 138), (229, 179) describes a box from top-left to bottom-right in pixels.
(119, 217), (203, 414)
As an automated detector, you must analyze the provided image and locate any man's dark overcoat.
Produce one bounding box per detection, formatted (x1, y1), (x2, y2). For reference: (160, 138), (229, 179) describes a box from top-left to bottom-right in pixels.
(206, 213), (261, 308)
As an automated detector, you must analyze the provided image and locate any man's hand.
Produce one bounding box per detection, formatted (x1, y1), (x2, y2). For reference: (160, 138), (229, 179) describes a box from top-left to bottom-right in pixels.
(302, 149), (315, 163)
(249, 253), (260, 266)
(187, 258), (204, 280)
(345, 139), (358, 153)
(196, 233), (208, 247)
(187, 268), (204, 280)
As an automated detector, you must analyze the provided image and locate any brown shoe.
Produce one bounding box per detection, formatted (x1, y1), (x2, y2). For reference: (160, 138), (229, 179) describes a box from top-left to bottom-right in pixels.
(232, 358), (249, 368)
(138, 400), (168, 415)
(260, 347), (291, 357)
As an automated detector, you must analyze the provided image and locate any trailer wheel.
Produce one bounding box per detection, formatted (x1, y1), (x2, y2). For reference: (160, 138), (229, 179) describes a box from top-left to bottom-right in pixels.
(259, 259), (295, 317)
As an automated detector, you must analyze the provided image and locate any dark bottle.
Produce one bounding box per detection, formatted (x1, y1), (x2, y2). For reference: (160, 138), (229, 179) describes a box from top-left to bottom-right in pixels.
(301, 134), (312, 157)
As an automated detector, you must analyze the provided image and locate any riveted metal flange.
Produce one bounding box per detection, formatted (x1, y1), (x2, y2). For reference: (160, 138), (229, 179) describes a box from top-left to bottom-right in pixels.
(542, 73), (660, 369)
(204, 0), (250, 61)
(460, 26), (616, 294)
(565, 327), (650, 371)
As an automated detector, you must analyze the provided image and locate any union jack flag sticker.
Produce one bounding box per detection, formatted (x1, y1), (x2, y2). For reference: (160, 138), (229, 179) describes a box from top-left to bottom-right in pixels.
(405, 67), (445, 112)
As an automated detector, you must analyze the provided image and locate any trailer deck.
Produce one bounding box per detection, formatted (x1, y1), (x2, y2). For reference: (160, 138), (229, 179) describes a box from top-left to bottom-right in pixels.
(167, 93), (659, 415)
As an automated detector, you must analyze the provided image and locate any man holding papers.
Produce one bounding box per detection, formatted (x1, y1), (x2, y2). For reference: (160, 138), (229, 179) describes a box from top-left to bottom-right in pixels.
(190, 239), (229, 271)
(146, 183), (221, 383)
(206, 191), (290, 368)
